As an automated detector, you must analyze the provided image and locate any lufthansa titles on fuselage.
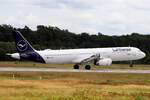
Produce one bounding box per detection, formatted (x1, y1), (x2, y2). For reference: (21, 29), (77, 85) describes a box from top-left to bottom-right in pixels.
(112, 48), (131, 52)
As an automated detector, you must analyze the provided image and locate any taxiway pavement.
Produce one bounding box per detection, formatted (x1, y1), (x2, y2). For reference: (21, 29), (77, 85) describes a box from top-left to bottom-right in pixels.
(0, 67), (149, 73)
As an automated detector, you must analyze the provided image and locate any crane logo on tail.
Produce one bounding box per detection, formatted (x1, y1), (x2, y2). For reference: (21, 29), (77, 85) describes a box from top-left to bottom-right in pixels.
(17, 40), (28, 51)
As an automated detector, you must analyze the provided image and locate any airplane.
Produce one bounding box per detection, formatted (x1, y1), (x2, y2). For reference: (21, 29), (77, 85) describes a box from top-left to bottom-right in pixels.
(7, 30), (146, 70)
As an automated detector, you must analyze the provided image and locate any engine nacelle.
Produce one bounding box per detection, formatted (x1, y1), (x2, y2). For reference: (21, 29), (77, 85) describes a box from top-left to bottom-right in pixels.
(96, 58), (112, 66)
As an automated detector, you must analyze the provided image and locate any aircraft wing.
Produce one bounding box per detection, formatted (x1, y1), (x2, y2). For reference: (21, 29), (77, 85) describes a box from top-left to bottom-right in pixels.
(73, 54), (100, 65)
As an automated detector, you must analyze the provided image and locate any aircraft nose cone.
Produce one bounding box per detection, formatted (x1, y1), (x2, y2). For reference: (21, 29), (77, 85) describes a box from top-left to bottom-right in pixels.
(141, 52), (146, 58)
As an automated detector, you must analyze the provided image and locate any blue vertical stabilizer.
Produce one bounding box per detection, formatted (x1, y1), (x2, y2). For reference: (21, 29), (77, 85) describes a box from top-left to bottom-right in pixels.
(13, 30), (45, 63)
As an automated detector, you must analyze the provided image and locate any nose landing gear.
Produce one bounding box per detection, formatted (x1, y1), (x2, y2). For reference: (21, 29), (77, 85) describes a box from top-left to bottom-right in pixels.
(130, 61), (133, 67)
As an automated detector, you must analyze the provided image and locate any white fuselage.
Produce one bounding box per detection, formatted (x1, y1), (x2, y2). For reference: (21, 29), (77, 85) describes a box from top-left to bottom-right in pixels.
(10, 31), (146, 67)
(37, 47), (145, 64)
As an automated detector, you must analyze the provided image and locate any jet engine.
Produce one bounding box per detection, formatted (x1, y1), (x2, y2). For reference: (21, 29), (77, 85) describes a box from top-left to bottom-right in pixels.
(96, 58), (112, 66)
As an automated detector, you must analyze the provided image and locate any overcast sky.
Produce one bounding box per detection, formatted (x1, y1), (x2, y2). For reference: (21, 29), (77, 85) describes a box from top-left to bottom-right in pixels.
(0, 0), (150, 35)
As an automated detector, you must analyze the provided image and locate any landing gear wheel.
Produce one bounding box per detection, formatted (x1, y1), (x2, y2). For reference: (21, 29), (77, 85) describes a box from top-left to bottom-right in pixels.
(85, 65), (91, 70)
(73, 64), (79, 69)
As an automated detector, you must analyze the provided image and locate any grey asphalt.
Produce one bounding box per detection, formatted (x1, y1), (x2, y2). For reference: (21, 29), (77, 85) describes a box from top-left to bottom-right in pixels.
(0, 67), (150, 73)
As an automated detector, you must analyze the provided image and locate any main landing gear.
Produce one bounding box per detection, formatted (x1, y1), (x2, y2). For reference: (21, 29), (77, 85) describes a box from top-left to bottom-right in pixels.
(85, 65), (91, 70)
(73, 64), (79, 69)
(73, 64), (91, 70)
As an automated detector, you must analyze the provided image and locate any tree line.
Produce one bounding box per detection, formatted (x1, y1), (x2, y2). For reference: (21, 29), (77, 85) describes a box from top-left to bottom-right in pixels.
(0, 24), (150, 64)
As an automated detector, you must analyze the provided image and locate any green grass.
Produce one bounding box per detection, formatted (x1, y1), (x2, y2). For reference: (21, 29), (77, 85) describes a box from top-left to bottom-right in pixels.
(0, 87), (148, 100)
(1, 61), (150, 70)
(0, 72), (149, 99)
(1, 72), (150, 85)
(0, 61), (150, 99)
